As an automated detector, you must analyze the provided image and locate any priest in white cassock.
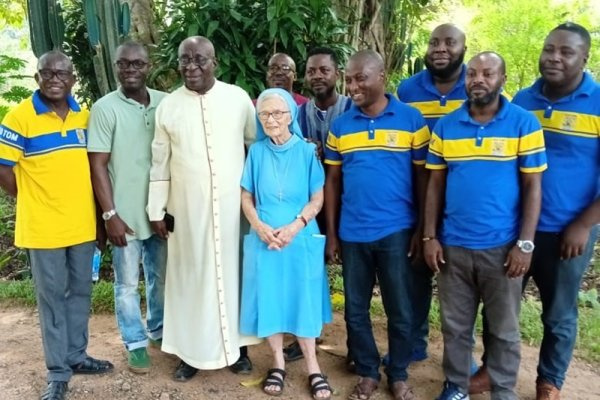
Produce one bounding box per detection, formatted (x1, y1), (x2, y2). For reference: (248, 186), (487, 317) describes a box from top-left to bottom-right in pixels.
(147, 36), (260, 381)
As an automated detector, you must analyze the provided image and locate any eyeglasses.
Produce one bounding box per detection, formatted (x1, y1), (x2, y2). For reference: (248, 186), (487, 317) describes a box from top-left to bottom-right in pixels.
(115, 60), (148, 70)
(268, 65), (293, 73)
(178, 56), (213, 68)
(257, 110), (290, 121)
(38, 69), (73, 81)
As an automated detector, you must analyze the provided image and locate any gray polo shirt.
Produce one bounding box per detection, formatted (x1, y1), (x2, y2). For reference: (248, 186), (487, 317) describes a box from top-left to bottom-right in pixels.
(87, 88), (167, 241)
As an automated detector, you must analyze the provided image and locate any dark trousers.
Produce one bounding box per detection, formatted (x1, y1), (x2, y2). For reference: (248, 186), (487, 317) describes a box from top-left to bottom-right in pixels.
(29, 241), (95, 382)
(525, 227), (598, 388)
(341, 229), (414, 384)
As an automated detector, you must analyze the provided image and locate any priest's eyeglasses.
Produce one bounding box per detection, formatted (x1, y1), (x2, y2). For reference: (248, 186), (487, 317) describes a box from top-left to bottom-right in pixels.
(258, 110), (290, 121)
(179, 56), (213, 68)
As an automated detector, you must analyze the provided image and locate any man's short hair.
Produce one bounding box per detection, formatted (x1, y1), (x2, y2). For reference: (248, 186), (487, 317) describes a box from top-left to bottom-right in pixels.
(552, 22), (591, 51)
(307, 47), (340, 68)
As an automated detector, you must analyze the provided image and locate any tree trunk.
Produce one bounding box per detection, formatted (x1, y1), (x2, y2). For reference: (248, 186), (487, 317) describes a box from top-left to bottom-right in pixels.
(127, 0), (159, 45)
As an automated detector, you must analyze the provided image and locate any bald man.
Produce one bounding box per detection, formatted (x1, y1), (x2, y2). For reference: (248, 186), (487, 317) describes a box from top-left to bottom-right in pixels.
(147, 36), (260, 382)
(424, 52), (546, 400)
(324, 50), (429, 400)
(0, 51), (113, 400)
(266, 53), (309, 105)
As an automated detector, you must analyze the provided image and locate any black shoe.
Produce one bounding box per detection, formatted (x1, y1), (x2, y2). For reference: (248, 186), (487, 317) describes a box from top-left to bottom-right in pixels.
(228, 355), (253, 374)
(41, 381), (68, 400)
(346, 356), (356, 374)
(173, 360), (198, 382)
(70, 356), (114, 375)
(283, 341), (304, 362)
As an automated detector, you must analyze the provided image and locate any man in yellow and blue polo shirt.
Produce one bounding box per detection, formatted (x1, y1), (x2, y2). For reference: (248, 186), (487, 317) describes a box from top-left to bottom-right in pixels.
(511, 23), (600, 400)
(396, 23), (469, 368)
(423, 52), (546, 400)
(324, 50), (429, 399)
(0, 51), (113, 400)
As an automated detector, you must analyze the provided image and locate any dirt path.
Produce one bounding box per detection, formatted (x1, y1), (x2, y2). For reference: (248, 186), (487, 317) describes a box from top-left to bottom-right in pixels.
(0, 307), (598, 400)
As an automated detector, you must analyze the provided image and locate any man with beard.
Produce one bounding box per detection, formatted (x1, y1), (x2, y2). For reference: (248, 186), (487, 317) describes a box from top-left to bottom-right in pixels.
(88, 42), (167, 374)
(0, 51), (113, 400)
(147, 36), (260, 382)
(282, 47), (352, 364)
(423, 52), (546, 400)
(395, 23), (468, 367)
(486, 23), (597, 400)
(325, 50), (429, 400)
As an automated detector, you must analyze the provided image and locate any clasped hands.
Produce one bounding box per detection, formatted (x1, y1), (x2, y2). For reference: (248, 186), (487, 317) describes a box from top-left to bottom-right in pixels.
(255, 220), (303, 250)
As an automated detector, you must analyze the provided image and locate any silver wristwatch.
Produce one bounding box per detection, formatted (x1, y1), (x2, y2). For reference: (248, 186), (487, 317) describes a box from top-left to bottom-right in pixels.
(516, 239), (535, 253)
(102, 209), (117, 221)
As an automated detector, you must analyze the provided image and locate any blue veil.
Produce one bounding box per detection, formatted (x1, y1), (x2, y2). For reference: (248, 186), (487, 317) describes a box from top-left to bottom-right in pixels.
(255, 88), (304, 141)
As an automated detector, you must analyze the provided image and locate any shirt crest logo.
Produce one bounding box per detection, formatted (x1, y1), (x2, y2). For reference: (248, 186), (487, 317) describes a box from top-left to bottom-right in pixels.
(386, 131), (398, 146)
(561, 114), (577, 131)
(76, 129), (86, 144)
(491, 139), (506, 156)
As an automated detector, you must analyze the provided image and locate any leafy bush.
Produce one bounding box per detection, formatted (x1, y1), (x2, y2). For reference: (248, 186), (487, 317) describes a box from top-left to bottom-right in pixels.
(0, 54), (30, 121)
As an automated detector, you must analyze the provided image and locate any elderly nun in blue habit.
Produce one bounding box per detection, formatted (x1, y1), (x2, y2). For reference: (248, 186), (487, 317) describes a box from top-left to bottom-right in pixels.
(240, 88), (333, 399)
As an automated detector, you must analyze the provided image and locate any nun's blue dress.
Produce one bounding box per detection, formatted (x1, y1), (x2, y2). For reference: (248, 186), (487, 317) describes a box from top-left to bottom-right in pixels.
(240, 133), (333, 338)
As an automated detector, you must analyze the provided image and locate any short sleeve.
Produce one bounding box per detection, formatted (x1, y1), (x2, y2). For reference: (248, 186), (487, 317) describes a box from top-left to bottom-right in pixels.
(87, 102), (115, 153)
(0, 110), (26, 166)
(307, 143), (325, 196)
(518, 116), (547, 173)
(426, 128), (447, 170)
(241, 143), (256, 193)
(411, 113), (430, 165)
(324, 125), (342, 166)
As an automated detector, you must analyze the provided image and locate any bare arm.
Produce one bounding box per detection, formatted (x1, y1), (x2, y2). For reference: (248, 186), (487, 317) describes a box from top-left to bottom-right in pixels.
(324, 164), (342, 264)
(560, 197), (600, 260)
(409, 164), (429, 258)
(272, 189), (324, 248)
(88, 152), (134, 247)
(505, 172), (542, 277)
(423, 169), (447, 272)
(241, 189), (282, 249)
(0, 165), (17, 196)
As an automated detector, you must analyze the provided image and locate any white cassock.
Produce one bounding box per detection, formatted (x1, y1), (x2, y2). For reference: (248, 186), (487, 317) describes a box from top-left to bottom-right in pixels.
(147, 81), (260, 369)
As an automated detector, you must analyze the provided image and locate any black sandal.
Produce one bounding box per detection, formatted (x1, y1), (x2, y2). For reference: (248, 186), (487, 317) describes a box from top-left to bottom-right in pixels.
(308, 373), (332, 400)
(263, 368), (286, 396)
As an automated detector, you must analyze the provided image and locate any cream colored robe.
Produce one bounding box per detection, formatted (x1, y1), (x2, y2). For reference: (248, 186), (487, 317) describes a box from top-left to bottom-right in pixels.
(147, 81), (259, 369)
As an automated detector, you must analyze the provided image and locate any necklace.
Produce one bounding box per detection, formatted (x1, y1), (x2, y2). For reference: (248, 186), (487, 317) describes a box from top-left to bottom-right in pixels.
(270, 150), (292, 202)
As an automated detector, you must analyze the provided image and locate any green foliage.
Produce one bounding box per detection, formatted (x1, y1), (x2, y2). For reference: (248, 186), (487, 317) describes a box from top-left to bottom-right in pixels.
(0, 54), (30, 121)
(579, 288), (600, 309)
(26, 0), (65, 57)
(62, 0), (101, 106)
(0, 0), (26, 28)
(465, 0), (600, 94)
(0, 279), (36, 306)
(151, 0), (353, 97)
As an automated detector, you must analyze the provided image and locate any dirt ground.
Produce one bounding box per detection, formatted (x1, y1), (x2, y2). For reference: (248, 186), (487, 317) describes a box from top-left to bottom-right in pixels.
(0, 307), (598, 400)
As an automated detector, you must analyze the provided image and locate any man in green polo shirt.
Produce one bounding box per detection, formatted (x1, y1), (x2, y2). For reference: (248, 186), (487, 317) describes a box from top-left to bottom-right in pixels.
(87, 42), (167, 374)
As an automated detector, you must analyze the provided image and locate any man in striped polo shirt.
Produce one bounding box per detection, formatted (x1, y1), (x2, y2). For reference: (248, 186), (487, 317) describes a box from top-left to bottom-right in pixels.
(424, 52), (546, 400)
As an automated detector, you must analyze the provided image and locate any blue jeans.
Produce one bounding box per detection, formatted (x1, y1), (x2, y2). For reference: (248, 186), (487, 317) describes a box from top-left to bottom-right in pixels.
(524, 226), (598, 389)
(410, 261), (432, 354)
(341, 229), (413, 383)
(112, 234), (167, 351)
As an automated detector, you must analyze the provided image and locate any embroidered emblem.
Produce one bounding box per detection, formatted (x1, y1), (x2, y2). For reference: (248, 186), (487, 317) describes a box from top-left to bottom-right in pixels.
(386, 131), (397, 146)
(76, 129), (86, 144)
(561, 114), (577, 131)
(491, 139), (506, 156)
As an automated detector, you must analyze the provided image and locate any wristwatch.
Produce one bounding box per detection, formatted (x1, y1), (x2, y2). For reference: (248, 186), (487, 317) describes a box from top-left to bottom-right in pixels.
(516, 239), (535, 253)
(296, 214), (308, 227)
(102, 209), (117, 221)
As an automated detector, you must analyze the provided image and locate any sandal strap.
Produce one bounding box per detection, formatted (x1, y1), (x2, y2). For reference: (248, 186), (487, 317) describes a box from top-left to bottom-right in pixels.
(309, 373), (332, 395)
(264, 368), (286, 388)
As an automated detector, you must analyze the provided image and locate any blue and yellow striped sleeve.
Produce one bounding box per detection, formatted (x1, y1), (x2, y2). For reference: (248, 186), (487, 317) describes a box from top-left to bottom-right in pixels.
(425, 132), (447, 170)
(411, 124), (431, 165)
(0, 111), (25, 166)
(518, 120), (547, 173)
(324, 130), (342, 166)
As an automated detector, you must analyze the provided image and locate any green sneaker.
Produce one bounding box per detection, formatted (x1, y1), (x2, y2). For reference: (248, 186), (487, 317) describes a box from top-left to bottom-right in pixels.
(128, 347), (150, 374)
